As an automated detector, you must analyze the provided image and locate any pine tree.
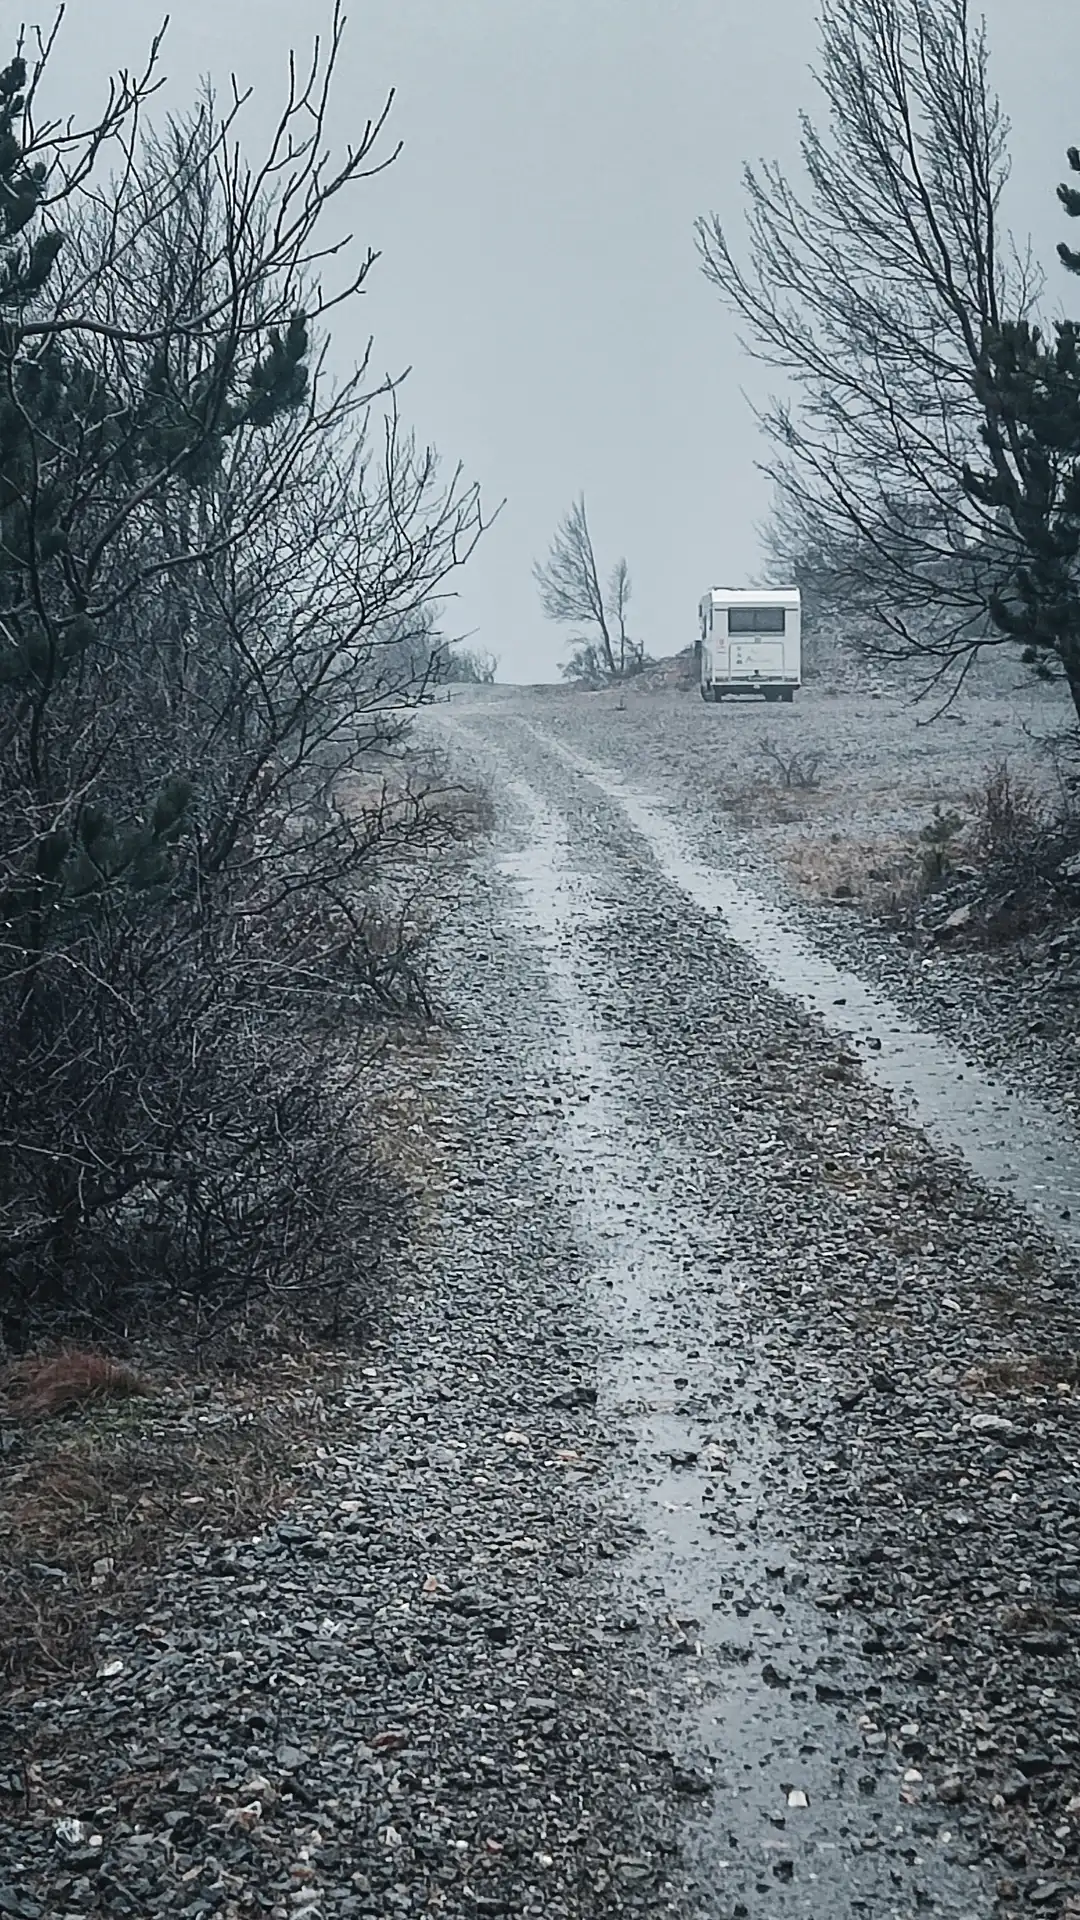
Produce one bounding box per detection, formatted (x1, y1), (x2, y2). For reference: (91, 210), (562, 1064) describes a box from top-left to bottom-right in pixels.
(0, 18), (486, 1332)
(0, 57), (312, 967)
(1059, 147), (1080, 275)
(963, 148), (1080, 720)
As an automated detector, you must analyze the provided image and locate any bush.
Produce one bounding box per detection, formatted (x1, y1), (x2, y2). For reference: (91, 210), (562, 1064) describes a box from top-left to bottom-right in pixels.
(0, 32), (483, 1343)
(969, 760), (1046, 862)
(916, 805), (966, 893)
(441, 646), (499, 685)
(757, 736), (826, 791)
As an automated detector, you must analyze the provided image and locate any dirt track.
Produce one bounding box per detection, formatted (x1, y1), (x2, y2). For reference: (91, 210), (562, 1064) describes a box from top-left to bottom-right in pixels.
(5, 676), (1080, 1920)
(431, 684), (1080, 1918)
(485, 673), (1080, 1120)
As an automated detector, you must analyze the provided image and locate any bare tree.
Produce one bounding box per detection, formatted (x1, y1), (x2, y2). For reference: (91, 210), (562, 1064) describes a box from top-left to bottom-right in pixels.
(534, 496), (645, 683)
(0, 24), (486, 1339)
(440, 645), (498, 684)
(607, 556), (635, 677)
(696, 0), (1063, 704)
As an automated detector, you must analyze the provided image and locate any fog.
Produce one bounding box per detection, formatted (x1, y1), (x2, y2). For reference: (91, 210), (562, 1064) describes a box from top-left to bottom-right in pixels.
(44, 0), (1080, 679)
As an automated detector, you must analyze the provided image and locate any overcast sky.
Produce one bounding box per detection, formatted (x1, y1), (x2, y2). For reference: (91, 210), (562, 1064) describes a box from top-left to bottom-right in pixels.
(44, 1), (1080, 681)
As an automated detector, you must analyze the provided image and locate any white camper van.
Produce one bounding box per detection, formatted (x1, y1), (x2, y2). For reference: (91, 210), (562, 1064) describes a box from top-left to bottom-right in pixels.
(698, 587), (801, 702)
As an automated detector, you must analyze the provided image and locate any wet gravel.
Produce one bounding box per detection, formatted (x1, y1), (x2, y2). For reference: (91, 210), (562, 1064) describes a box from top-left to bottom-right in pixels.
(6, 681), (1080, 1920)
(437, 697), (1080, 1917)
(571, 845), (1080, 1917)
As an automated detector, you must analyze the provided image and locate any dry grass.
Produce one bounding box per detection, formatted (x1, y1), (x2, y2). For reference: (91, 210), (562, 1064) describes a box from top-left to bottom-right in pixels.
(340, 766), (495, 841)
(0, 1348), (342, 1692)
(364, 1027), (452, 1253)
(339, 769), (416, 825)
(779, 756), (1075, 932)
(960, 1352), (1080, 1397)
(432, 780), (497, 836)
(967, 760), (1048, 862)
(709, 777), (834, 831)
(781, 833), (924, 912)
(998, 1602), (1073, 1636)
(1, 1349), (152, 1421)
(0, 940), (456, 1698)
(0, 1023), (452, 1693)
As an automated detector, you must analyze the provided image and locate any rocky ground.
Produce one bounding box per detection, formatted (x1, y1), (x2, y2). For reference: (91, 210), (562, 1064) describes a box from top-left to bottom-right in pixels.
(3, 679), (1080, 1919)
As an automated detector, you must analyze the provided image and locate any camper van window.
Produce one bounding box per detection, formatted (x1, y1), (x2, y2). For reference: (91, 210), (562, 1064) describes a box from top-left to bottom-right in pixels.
(728, 607), (786, 635)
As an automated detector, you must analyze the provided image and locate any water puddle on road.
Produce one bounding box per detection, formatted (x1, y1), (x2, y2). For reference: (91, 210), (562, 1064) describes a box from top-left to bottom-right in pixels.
(499, 778), (990, 1920)
(514, 722), (1080, 1250)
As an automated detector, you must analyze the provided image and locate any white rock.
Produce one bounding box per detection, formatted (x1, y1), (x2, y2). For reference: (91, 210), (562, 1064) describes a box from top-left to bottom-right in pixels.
(970, 1413), (1016, 1437)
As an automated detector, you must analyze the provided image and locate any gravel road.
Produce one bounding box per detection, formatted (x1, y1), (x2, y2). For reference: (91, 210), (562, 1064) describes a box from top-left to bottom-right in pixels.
(504, 672), (1080, 1121)
(5, 680), (1080, 1920)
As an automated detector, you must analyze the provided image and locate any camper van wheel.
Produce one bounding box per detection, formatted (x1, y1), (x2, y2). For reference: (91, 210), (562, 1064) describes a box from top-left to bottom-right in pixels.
(763, 689), (779, 704)
(782, 688), (795, 703)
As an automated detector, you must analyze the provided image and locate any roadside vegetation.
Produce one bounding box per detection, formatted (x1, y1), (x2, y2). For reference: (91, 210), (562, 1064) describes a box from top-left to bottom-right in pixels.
(0, 17), (489, 1684)
(780, 753), (1080, 940)
(439, 645), (499, 685)
(0, 15), (489, 1346)
(542, 0), (1080, 960)
(689, 0), (1080, 965)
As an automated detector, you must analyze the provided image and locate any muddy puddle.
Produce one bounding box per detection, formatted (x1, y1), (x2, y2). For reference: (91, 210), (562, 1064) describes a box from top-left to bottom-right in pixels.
(511, 721), (1080, 1250)
(499, 780), (991, 1919)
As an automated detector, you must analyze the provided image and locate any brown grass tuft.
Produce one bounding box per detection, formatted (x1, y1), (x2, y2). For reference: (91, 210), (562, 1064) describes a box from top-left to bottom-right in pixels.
(781, 834), (921, 912)
(2, 1350), (152, 1422)
(339, 768), (495, 841)
(0, 1348), (341, 1689)
(998, 1602), (1072, 1636)
(960, 1352), (1080, 1397)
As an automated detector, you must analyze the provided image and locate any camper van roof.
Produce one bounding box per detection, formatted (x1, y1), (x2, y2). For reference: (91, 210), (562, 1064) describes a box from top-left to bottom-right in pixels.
(706, 586), (800, 606)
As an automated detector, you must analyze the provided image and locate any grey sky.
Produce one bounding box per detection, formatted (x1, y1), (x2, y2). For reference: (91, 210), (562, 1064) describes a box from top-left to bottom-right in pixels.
(46, 2), (1080, 681)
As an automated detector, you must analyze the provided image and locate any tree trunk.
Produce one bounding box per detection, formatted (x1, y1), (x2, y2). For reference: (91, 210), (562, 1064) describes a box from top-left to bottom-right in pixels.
(1058, 629), (1080, 727)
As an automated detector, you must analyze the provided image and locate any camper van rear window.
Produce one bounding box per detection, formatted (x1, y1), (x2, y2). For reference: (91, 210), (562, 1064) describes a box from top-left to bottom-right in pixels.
(727, 607), (786, 635)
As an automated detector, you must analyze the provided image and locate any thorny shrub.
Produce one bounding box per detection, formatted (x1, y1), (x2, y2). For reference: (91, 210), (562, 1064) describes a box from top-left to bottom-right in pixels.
(968, 760), (1047, 862)
(757, 735), (826, 792)
(0, 28), (488, 1344)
